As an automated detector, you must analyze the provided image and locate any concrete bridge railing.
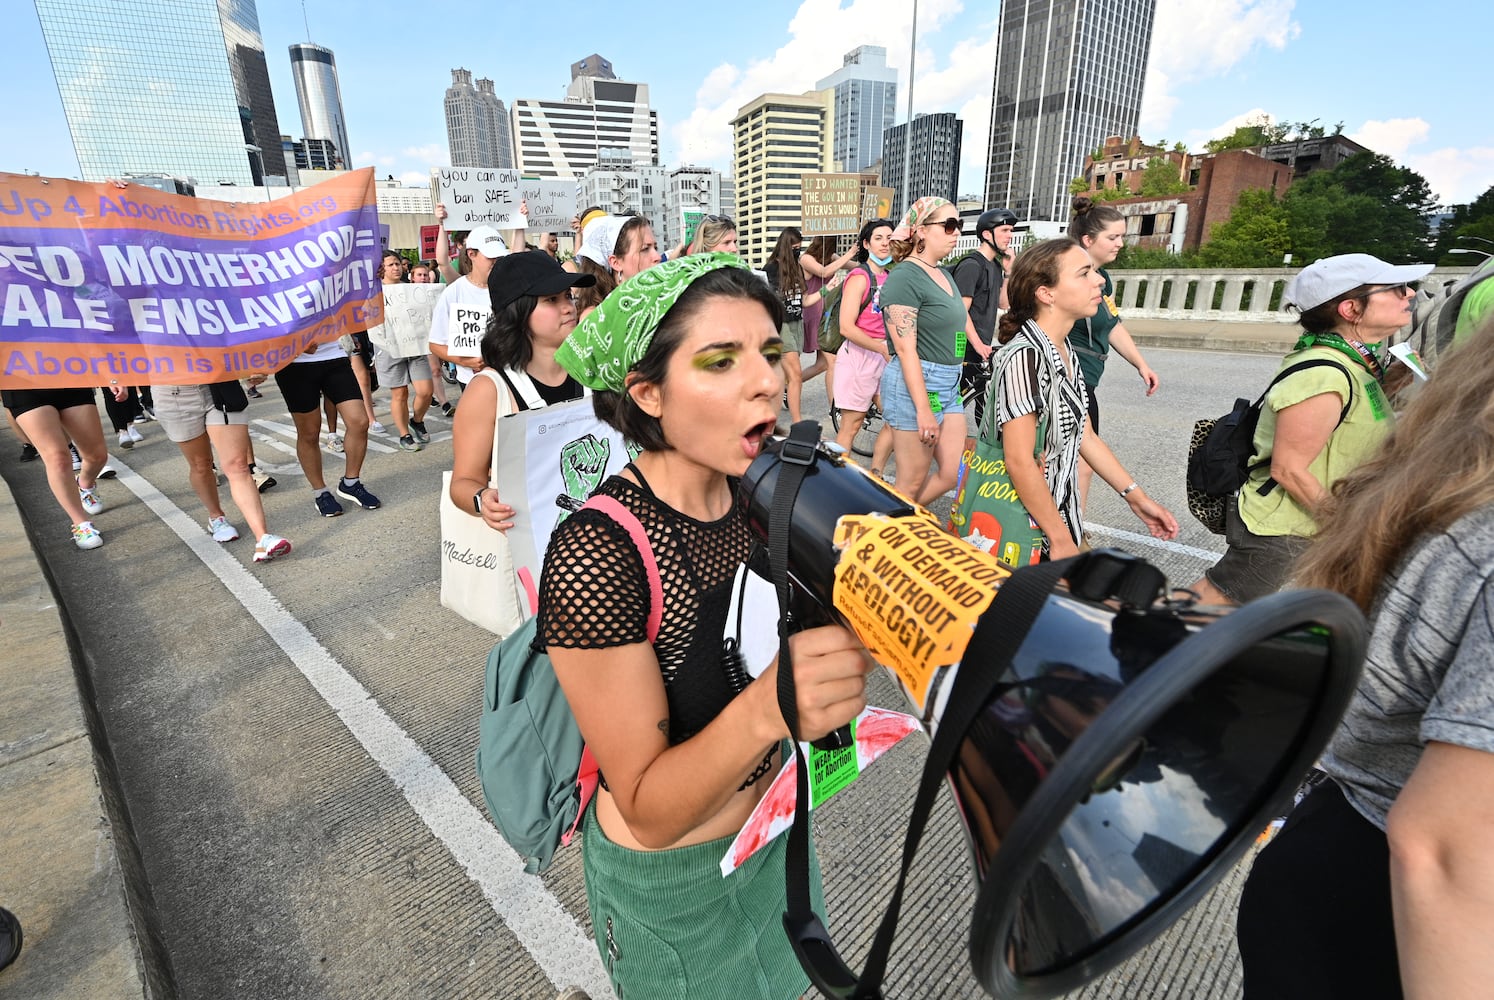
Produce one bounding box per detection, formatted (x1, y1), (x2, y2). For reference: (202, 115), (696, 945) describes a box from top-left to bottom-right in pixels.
(1109, 265), (1477, 324)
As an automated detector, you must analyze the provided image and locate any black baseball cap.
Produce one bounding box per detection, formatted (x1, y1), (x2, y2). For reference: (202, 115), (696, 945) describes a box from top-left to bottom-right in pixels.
(488, 251), (597, 314)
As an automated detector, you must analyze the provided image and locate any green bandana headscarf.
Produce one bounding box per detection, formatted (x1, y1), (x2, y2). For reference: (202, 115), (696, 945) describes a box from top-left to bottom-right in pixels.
(556, 252), (749, 392)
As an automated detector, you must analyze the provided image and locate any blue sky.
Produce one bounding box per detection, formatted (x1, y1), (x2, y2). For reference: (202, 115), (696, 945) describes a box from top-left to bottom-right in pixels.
(4, 0), (1489, 205)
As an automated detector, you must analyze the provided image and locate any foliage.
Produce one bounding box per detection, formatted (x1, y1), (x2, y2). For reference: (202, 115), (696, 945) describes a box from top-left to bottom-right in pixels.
(1284, 152), (1436, 263)
(1137, 157), (1190, 198)
(1197, 189), (1293, 267)
(1431, 184), (1494, 265)
(1203, 115), (1345, 153)
(1114, 244), (1202, 269)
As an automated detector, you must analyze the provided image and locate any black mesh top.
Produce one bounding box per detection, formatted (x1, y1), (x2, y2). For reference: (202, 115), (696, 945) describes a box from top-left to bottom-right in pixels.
(535, 468), (759, 745)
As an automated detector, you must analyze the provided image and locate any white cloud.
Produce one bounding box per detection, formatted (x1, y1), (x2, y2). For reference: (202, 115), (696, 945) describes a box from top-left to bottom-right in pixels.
(397, 170), (431, 187)
(1186, 107), (1273, 149)
(672, 0), (972, 168)
(1140, 0), (1300, 137)
(401, 143), (449, 167)
(1350, 118), (1494, 206)
(1349, 118), (1431, 161)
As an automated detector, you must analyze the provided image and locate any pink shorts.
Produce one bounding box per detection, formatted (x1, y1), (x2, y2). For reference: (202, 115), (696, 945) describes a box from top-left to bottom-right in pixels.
(834, 341), (888, 412)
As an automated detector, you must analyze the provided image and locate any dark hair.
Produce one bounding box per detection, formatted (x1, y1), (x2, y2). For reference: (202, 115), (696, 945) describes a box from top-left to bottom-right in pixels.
(997, 237), (1084, 344)
(767, 228), (805, 297)
(593, 267), (785, 452)
(574, 256), (615, 313)
(854, 218), (895, 263)
(1297, 283), (1378, 334)
(803, 236), (836, 264)
(1068, 196), (1124, 242)
(481, 296), (539, 371)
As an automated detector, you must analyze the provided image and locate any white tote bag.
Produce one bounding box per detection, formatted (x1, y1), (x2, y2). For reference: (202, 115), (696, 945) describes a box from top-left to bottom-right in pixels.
(439, 370), (524, 637)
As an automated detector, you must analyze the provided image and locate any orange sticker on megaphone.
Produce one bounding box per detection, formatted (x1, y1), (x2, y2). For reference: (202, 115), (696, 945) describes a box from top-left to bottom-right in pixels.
(832, 512), (1011, 718)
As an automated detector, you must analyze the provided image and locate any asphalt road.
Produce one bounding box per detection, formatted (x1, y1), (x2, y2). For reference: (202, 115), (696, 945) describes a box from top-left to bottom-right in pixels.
(1, 345), (1283, 1000)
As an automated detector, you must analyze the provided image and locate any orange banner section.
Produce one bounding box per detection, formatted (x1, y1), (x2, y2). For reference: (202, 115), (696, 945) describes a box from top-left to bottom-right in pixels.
(0, 169), (376, 242)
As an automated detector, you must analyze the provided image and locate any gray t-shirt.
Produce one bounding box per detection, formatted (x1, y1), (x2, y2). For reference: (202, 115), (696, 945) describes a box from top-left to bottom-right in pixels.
(1322, 503), (1494, 831)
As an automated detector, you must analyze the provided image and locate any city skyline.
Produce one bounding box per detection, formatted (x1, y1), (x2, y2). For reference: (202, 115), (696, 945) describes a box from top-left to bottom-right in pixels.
(6, 0), (1489, 208)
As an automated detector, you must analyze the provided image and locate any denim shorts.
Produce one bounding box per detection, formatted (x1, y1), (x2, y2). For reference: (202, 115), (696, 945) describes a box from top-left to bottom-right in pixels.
(879, 358), (964, 431)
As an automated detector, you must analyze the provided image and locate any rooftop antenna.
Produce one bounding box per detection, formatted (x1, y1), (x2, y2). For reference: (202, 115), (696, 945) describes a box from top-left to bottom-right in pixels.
(301, 0), (312, 41)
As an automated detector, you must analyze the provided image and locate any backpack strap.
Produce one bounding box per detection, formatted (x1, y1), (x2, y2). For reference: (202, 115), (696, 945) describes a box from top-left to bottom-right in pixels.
(495, 366), (551, 412)
(557, 493), (664, 848)
(1250, 358), (1355, 497)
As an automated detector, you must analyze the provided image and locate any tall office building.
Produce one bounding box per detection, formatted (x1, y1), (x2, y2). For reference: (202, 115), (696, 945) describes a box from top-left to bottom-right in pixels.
(815, 45), (898, 174)
(882, 113), (963, 219)
(731, 91), (835, 268)
(580, 149), (667, 232)
(984, 0), (1157, 222)
(661, 165), (731, 251)
(289, 43), (353, 170)
(36, 0), (286, 184)
(512, 59), (658, 179)
(443, 69), (515, 169)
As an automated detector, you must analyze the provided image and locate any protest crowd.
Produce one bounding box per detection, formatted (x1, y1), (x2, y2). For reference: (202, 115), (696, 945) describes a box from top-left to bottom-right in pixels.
(3, 172), (1493, 1000)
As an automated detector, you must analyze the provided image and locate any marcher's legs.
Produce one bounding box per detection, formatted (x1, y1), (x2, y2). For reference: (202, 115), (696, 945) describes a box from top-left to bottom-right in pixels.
(335, 398), (369, 479)
(783, 352), (804, 423)
(890, 428), (932, 500)
(14, 407), (91, 525)
(349, 351), (377, 426)
(59, 404), (108, 489)
(207, 424), (269, 539)
(411, 378), (433, 423)
(918, 413), (966, 505)
(389, 385), (410, 437)
(175, 434), (227, 518)
(291, 409), (327, 490)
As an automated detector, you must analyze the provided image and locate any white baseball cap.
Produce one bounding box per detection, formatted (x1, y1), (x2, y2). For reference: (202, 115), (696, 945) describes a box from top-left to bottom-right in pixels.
(1284, 253), (1433, 311)
(467, 225), (509, 259)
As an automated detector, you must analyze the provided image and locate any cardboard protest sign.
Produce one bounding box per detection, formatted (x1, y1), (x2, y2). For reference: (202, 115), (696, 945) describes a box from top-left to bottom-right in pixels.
(434, 168), (521, 228)
(368, 284), (443, 359)
(862, 186), (895, 222)
(493, 396), (634, 615)
(517, 178), (576, 232)
(800, 173), (863, 236)
(0, 169), (382, 389)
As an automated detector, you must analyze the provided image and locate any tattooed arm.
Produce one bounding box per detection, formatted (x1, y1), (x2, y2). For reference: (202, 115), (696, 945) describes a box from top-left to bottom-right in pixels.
(885, 304), (938, 439)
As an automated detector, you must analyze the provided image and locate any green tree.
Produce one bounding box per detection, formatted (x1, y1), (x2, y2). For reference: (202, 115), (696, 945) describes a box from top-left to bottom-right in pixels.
(1431, 183), (1494, 264)
(1197, 188), (1292, 267)
(1137, 156), (1190, 197)
(1284, 152), (1437, 263)
(1204, 115), (1291, 153)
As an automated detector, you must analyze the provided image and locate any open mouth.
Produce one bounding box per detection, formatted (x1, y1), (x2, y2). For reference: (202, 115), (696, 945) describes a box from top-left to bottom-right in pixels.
(742, 419), (776, 459)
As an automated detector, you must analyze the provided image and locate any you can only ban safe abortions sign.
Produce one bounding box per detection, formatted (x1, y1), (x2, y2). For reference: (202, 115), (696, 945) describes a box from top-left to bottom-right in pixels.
(0, 169), (382, 390)
(433, 168), (578, 231)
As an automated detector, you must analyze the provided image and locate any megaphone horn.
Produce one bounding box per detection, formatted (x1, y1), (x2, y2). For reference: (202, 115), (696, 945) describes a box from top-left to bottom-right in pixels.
(737, 429), (1366, 999)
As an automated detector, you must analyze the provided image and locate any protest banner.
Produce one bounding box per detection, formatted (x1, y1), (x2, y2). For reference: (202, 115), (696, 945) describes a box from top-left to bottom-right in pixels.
(368, 284), (443, 360)
(517, 178), (576, 233)
(681, 209), (703, 249)
(862, 185), (895, 222)
(419, 224), (440, 260)
(0, 169), (382, 390)
(800, 172), (863, 236)
(434, 167), (521, 228)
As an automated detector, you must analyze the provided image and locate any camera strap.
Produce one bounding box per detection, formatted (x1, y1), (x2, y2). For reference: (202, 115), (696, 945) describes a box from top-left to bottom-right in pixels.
(768, 415), (1081, 998)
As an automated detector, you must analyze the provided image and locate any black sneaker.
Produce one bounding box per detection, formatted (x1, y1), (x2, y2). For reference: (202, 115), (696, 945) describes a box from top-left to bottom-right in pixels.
(314, 491), (344, 517)
(336, 478), (381, 510)
(19, 443), (39, 462)
(0, 906), (21, 973)
(246, 384), (262, 398)
(410, 419), (430, 444)
(441, 401), (455, 418)
(398, 434), (422, 452)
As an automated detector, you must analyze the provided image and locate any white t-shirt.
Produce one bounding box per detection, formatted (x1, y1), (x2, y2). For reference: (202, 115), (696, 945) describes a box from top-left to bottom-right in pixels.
(429, 277), (491, 385)
(292, 339), (349, 364)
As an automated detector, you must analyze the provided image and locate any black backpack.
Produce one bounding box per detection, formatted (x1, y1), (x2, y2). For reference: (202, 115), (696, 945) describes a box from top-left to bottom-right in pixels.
(1186, 359), (1353, 534)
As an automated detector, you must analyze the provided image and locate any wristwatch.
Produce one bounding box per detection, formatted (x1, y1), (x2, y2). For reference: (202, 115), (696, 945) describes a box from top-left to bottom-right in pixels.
(472, 488), (489, 515)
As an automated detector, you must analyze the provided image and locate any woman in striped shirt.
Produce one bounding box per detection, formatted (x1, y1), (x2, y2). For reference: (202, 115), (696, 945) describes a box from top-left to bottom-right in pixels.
(990, 238), (1177, 557)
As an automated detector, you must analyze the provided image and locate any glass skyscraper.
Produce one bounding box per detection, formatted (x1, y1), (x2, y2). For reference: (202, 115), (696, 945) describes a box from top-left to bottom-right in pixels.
(816, 46), (898, 174)
(289, 43), (353, 170)
(984, 0), (1157, 222)
(35, 0), (284, 185)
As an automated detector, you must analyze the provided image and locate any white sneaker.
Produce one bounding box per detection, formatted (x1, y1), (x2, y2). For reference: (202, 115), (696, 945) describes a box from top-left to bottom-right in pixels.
(254, 533), (292, 562)
(118, 430), (133, 450)
(78, 483), (105, 516)
(325, 432), (344, 453)
(369, 420), (385, 434)
(208, 515), (239, 543)
(98, 463), (117, 479)
(71, 521), (103, 550)
(127, 425), (144, 444)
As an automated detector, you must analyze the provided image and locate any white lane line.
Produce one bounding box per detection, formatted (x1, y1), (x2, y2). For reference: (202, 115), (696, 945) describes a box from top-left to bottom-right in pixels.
(1086, 521), (1222, 561)
(107, 457), (614, 999)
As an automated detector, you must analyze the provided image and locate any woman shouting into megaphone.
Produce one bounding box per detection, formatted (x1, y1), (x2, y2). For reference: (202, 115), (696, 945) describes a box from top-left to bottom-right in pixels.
(536, 253), (875, 1000)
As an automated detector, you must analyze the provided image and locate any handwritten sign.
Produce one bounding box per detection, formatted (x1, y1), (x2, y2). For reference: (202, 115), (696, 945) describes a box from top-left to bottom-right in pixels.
(368, 284), (443, 360)
(448, 304), (490, 358)
(518, 179), (576, 232)
(0, 170), (381, 389)
(801, 172), (863, 236)
(862, 186), (895, 222)
(434, 168), (521, 228)
(831, 512), (1010, 720)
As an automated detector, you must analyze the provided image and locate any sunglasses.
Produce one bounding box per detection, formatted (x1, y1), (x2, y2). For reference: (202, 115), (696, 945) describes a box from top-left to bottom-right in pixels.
(921, 218), (963, 235)
(703, 214), (734, 226)
(1364, 283), (1411, 297)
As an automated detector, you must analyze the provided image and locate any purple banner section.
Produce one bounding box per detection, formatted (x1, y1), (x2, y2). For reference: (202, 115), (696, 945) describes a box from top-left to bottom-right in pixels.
(0, 170), (383, 388)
